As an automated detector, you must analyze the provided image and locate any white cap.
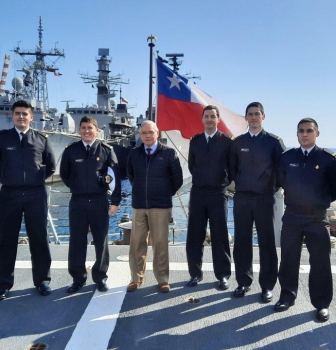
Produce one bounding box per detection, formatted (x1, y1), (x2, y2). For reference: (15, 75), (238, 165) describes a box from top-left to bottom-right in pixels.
(107, 166), (115, 192)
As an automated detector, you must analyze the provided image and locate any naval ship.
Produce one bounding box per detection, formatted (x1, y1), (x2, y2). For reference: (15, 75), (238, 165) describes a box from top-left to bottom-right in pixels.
(0, 17), (83, 182)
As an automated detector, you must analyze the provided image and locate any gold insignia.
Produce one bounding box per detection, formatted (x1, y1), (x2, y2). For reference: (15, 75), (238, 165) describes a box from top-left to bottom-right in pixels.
(45, 134), (49, 138)
(231, 136), (235, 140)
(105, 174), (113, 184)
(315, 165), (319, 169)
(96, 157), (100, 161)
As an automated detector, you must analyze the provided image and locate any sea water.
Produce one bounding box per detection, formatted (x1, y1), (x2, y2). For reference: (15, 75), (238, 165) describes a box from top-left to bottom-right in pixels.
(20, 147), (336, 244)
(18, 179), (233, 244)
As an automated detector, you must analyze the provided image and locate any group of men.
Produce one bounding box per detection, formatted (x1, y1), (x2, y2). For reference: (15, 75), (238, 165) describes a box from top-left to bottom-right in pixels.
(0, 100), (122, 300)
(182, 102), (336, 323)
(125, 101), (336, 324)
(0, 99), (335, 324)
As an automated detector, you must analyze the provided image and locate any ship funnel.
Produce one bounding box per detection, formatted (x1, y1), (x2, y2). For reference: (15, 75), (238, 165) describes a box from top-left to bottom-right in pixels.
(0, 55), (10, 95)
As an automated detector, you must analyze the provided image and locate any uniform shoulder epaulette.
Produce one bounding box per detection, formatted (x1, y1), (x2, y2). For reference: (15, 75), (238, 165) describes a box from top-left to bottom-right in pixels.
(268, 132), (282, 141)
(323, 148), (336, 157)
(282, 147), (295, 154)
(101, 142), (113, 149)
(190, 133), (202, 141)
(233, 134), (244, 141)
(65, 140), (78, 148)
(36, 130), (48, 139)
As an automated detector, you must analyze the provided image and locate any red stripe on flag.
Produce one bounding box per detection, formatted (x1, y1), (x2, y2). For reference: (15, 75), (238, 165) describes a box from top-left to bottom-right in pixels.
(157, 95), (232, 139)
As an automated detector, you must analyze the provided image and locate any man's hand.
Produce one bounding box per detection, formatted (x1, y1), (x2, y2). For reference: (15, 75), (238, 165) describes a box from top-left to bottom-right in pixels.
(108, 205), (119, 215)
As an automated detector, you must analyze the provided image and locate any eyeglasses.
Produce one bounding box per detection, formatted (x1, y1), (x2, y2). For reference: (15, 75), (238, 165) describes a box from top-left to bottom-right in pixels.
(140, 131), (156, 136)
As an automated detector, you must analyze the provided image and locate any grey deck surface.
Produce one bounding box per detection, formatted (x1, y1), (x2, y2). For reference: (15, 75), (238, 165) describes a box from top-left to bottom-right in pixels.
(0, 245), (335, 350)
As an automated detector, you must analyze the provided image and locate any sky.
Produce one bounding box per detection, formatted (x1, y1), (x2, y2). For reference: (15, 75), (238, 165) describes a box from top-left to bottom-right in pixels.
(1, 0), (336, 147)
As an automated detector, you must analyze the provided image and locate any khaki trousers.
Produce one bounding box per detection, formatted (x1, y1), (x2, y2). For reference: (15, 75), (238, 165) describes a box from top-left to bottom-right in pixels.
(129, 208), (172, 284)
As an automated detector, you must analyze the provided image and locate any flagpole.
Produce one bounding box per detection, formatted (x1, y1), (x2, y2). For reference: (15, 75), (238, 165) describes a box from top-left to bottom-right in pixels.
(147, 35), (156, 121)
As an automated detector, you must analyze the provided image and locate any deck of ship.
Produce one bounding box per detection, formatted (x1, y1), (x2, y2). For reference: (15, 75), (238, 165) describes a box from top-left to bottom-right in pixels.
(1, 244), (336, 350)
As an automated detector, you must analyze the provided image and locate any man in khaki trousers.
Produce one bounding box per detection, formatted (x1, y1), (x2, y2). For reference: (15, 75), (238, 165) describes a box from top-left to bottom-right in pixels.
(126, 120), (183, 293)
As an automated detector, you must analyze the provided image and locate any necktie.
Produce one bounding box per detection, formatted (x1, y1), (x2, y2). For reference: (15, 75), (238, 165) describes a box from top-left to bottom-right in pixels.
(20, 132), (25, 148)
(207, 136), (211, 152)
(86, 145), (90, 159)
(303, 150), (308, 164)
(146, 148), (152, 156)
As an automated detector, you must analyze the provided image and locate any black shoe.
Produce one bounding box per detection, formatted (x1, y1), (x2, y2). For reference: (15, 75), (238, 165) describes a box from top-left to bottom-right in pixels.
(218, 277), (229, 290)
(261, 288), (273, 303)
(37, 283), (51, 296)
(233, 285), (251, 298)
(316, 308), (329, 322)
(274, 300), (295, 312)
(0, 288), (9, 300)
(97, 281), (108, 292)
(67, 282), (86, 294)
(186, 276), (203, 287)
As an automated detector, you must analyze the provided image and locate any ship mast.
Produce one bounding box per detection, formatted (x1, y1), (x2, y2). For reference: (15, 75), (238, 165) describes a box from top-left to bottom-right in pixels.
(13, 16), (65, 111)
(80, 48), (129, 111)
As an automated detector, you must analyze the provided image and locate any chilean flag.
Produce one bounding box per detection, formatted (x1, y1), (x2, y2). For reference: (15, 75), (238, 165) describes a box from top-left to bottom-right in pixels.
(156, 58), (247, 139)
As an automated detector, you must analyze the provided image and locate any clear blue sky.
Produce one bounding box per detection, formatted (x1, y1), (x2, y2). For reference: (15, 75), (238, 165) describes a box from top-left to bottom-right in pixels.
(1, 0), (336, 147)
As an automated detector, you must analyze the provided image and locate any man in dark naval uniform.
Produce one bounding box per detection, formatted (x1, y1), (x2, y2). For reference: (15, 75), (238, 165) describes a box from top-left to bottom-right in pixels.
(230, 102), (285, 302)
(0, 100), (56, 300)
(186, 105), (232, 290)
(60, 115), (121, 294)
(274, 118), (336, 322)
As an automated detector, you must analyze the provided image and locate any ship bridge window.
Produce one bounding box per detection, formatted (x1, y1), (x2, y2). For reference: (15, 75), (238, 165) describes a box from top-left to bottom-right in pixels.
(0, 107), (4, 110)
(76, 110), (83, 114)
(97, 111), (102, 114)
(84, 110), (90, 114)
(104, 111), (108, 115)
(90, 111), (96, 114)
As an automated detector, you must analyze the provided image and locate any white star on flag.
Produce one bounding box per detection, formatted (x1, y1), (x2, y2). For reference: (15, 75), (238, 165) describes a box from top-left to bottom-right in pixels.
(167, 74), (182, 90)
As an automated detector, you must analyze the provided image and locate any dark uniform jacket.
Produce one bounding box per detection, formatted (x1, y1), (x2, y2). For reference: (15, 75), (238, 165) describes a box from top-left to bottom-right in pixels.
(277, 146), (336, 214)
(230, 129), (286, 194)
(188, 131), (232, 193)
(127, 142), (183, 209)
(0, 128), (56, 187)
(60, 140), (121, 206)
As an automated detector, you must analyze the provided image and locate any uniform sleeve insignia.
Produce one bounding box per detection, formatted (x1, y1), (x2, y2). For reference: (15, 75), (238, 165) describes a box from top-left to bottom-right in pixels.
(105, 174), (113, 184)
(315, 165), (319, 169)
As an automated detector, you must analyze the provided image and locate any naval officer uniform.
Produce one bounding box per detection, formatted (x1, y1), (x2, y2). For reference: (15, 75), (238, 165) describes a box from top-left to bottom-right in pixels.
(230, 129), (285, 294)
(60, 139), (121, 289)
(0, 127), (56, 292)
(186, 131), (232, 285)
(277, 146), (336, 311)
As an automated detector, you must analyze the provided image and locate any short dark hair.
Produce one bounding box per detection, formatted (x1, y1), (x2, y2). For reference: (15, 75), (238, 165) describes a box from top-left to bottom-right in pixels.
(245, 102), (264, 116)
(297, 118), (318, 130)
(202, 105), (220, 118)
(12, 100), (34, 113)
(79, 115), (99, 128)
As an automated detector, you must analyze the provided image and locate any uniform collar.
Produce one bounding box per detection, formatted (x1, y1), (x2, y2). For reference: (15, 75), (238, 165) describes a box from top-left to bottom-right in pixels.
(15, 127), (29, 135)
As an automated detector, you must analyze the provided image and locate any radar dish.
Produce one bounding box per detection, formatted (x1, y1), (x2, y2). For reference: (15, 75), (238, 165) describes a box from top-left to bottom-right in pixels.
(12, 77), (24, 92)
